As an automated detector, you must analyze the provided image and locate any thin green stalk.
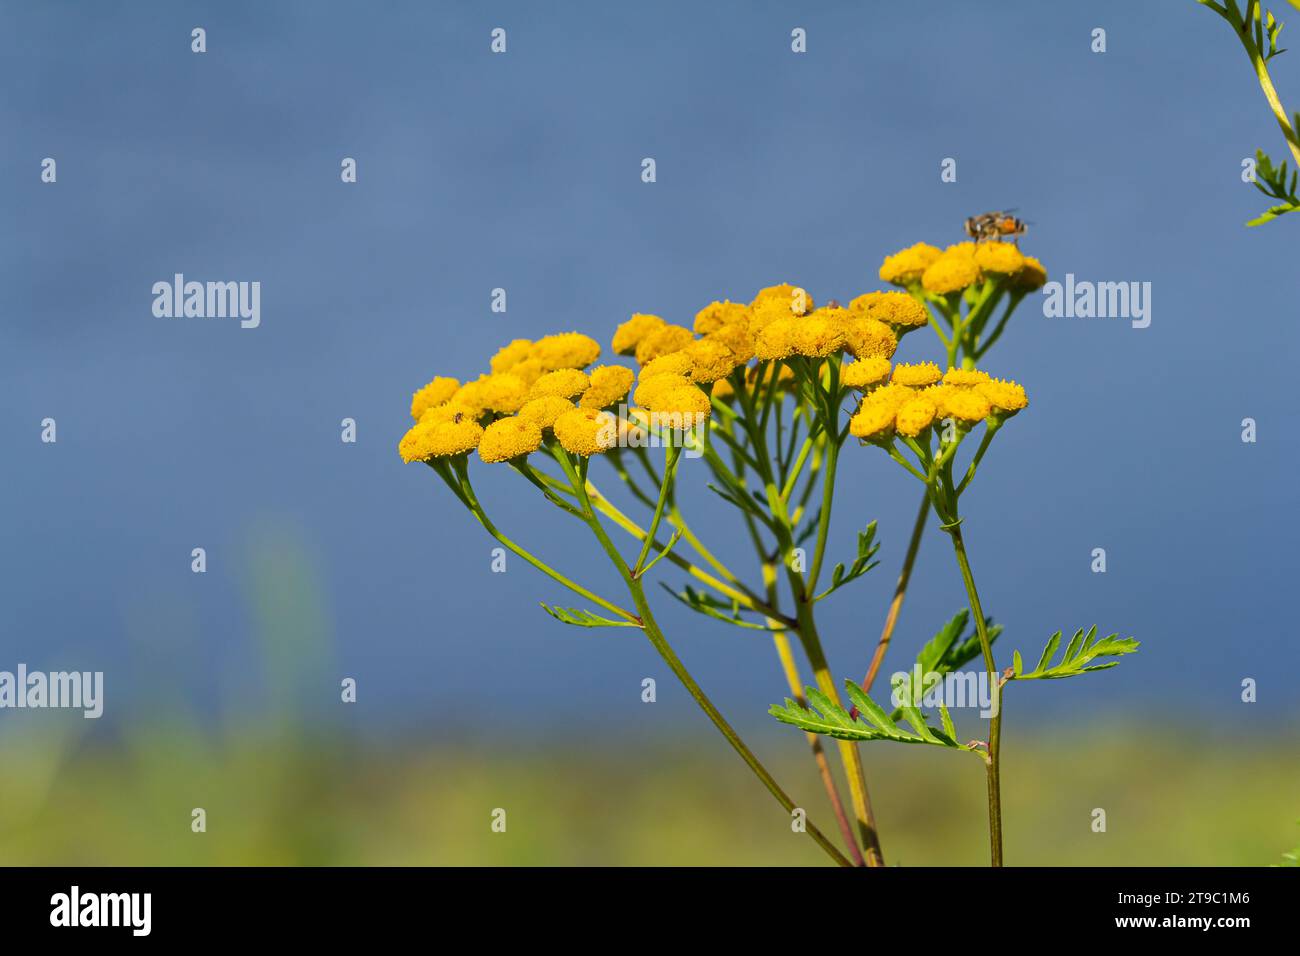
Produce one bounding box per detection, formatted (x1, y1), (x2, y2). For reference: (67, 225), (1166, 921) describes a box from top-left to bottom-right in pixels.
(436, 459), (637, 624)
(944, 520), (1004, 867)
(567, 445), (854, 867)
(634, 445), (682, 574)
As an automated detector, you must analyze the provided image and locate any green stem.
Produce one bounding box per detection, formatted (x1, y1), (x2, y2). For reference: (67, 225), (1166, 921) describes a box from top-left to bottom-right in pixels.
(436, 459), (638, 623)
(943, 519), (1004, 867)
(634, 445), (682, 573)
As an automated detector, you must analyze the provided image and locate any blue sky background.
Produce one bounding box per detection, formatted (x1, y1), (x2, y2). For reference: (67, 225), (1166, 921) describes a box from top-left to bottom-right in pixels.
(2, 0), (1297, 746)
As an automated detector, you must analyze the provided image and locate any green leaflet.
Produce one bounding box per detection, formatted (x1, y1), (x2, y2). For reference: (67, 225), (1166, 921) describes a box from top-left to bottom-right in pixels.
(769, 680), (971, 751)
(1010, 626), (1139, 680)
(890, 608), (1002, 714)
(812, 521), (881, 602)
(539, 604), (641, 629)
(659, 583), (782, 631)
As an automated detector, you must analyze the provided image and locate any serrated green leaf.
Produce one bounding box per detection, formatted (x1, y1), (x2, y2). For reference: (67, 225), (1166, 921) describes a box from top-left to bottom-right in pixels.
(1012, 628), (1139, 680)
(539, 603), (641, 628)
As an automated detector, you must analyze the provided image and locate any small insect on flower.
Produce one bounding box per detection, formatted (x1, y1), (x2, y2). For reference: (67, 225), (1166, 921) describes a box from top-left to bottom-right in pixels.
(964, 211), (1027, 245)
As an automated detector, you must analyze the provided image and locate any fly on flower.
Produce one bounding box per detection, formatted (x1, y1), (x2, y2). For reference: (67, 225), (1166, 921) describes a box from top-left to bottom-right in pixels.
(964, 211), (1027, 244)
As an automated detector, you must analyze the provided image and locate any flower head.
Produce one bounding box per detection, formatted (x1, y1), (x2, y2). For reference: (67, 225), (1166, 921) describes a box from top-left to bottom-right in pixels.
(1011, 256), (1048, 291)
(481, 373), (530, 413)
(921, 254), (981, 295)
(792, 308), (849, 358)
(635, 324), (695, 365)
(694, 300), (749, 335)
(841, 356), (891, 389)
(489, 339), (534, 375)
(518, 396), (575, 431)
(850, 291), (929, 331)
(753, 317), (799, 360)
(612, 313), (666, 356)
(936, 385), (992, 423)
(894, 395), (938, 437)
(398, 416), (483, 463)
(634, 372), (692, 409)
(879, 242), (942, 286)
(976, 377), (1029, 415)
(533, 332), (601, 371)
(411, 376), (461, 420)
(451, 375), (494, 417)
(973, 242), (1025, 276)
(553, 407), (618, 456)
(749, 283), (813, 330)
(849, 400), (897, 440)
(840, 315), (898, 360)
(705, 322), (755, 365)
(528, 368), (591, 401)
(685, 338), (742, 383)
(580, 364), (635, 409)
(478, 417), (544, 463)
(891, 361), (942, 387)
(943, 368), (990, 387)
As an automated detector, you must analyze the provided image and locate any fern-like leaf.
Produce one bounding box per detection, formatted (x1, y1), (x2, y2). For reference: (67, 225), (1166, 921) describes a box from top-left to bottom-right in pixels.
(813, 521), (881, 602)
(1010, 626), (1139, 680)
(770, 680), (972, 750)
(539, 603), (641, 629)
(659, 583), (782, 630)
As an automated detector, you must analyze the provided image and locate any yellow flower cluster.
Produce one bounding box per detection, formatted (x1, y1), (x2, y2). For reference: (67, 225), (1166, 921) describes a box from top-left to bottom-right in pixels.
(401, 246), (1044, 466)
(849, 367), (1028, 440)
(879, 241), (1047, 296)
(399, 330), (633, 463)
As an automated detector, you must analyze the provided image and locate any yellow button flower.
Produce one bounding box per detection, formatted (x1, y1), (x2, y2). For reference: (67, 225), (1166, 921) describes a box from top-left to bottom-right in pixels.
(652, 383), (712, 418)
(640, 351), (695, 379)
(749, 283), (813, 330)
(705, 323), (755, 365)
(553, 407), (618, 456)
(478, 417), (544, 463)
(518, 396), (575, 430)
(685, 338), (741, 383)
(451, 375), (494, 417)
(533, 332), (601, 371)
(508, 358), (545, 386)
(635, 324), (695, 365)
(849, 400), (897, 440)
(849, 291), (929, 330)
(693, 300), (749, 335)
(943, 368), (990, 386)
(612, 313), (665, 356)
(634, 372), (692, 409)
(974, 242), (1025, 275)
(580, 364), (636, 409)
(894, 395), (938, 437)
(792, 308), (849, 358)
(489, 339), (534, 375)
(398, 416), (484, 463)
(879, 242), (941, 286)
(411, 376), (461, 420)
(528, 368), (590, 401)
(921, 254), (981, 295)
(976, 377), (1029, 415)
(840, 315), (898, 360)
(841, 356), (891, 389)
(481, 373), (530, 413)
(939, 387), (992, 423)
(892, 361), (942, 387)
(754, 317), (799, 360)
(1011, 256), (1048, 291)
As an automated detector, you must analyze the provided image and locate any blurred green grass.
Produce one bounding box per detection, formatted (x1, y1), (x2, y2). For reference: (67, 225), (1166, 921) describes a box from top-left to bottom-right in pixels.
(1, 722), (1295, 865)
(3, 524), (1294, 866)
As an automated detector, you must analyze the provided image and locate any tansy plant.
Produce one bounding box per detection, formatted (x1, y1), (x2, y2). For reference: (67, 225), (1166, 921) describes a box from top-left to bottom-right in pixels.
(398, 237), (1137, 867)
(1198, 0), (1300, 224)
